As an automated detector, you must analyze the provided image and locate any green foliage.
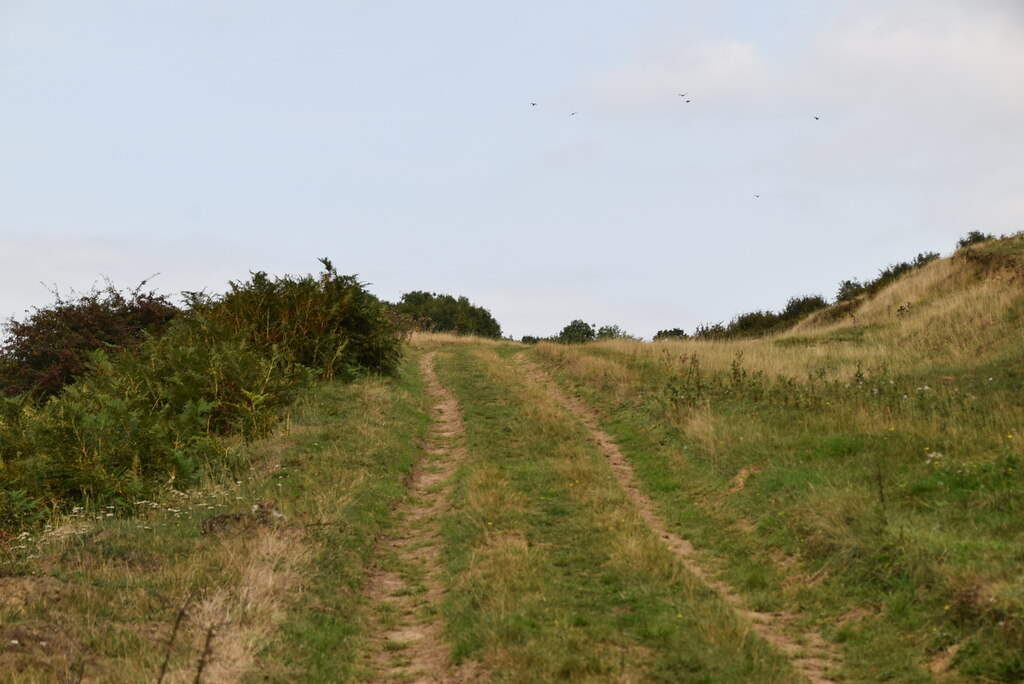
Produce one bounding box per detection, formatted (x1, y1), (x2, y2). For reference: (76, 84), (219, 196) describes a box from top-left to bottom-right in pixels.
(0, 280), (179, 399)
(595, 324), (635, 341)
(0, 488), (46, 528)
(199, 258), (405, 379)
(0, 260), (406, 530)
(835, 252), (940, 305)
(556, 319), (596, 344)
(957, 230), (995, 249)
(693, 322), (727, 340)
(394, 290), (502, 338)
(688, 295), (830, 341)
(654, 328), (689, 341)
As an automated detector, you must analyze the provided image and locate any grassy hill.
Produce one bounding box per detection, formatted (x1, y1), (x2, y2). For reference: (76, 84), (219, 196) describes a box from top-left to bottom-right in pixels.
(1, 235), (1022, 682)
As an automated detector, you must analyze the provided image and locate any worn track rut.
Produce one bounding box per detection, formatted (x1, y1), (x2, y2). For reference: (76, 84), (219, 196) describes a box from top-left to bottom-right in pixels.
(516, 355), (843, 684)
(363, 352), (472, 683)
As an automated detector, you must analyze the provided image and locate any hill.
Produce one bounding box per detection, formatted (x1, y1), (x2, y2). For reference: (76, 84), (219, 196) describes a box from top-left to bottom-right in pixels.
(1, 235), (1022, 681)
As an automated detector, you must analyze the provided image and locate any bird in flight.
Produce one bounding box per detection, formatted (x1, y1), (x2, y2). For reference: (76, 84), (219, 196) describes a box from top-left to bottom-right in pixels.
(570, 111), (578, 116)
(754, 194), (761, 199)
(814, 116), (820, 120)
(678, 93), (688, 97)
(530, 102), (537, 106)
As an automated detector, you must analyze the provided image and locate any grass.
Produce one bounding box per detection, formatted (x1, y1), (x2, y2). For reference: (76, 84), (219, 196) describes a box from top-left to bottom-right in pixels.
(434, 344), (802, 682)
(0, 353), (431, 683)
(3, 236), (1023, 682)
(529, 242), (1024, 681)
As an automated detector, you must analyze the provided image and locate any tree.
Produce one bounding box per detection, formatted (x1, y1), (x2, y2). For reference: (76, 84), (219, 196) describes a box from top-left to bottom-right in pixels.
(654, 328), (689, 340)
(596, 324), (633, 340)
(556, 319), (596, 344)
(394, 291), (502, 338)
(957, 230), (995, 249)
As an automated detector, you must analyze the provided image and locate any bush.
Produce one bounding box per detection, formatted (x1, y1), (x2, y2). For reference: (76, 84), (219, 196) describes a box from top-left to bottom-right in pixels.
(957, 230), (995, 249)
(596, 324), (635, 341)
(654, 328), (689, 341)
(556, 320), (596, 344)
(836, 279), (867, 303)
(0, 281), (179, 400)
(693, 322), (727, 340)
(0, 260), (406, 524)
(394, 291), (502, 339)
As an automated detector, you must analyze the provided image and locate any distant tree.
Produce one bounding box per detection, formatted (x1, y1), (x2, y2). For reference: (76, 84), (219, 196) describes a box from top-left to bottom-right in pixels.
(654, 328), (689, 340)
(780, 294), (829, 320)
(556, 319), (596, 344)
(520, 335), (541, 345)
(957, 230), (995, 249)
(394, 291), (502, 338)
(692, 322), (726, 340)
(836, 279), (866, 303)
(727, 310), (780, 337)
(596, 324), (633, 340)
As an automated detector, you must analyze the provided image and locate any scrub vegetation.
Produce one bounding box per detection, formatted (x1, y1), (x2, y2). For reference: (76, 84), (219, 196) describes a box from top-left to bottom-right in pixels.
(0, 259), (405, 530)
(2, 233), (1023, 682)
(393, 290), (502, 339)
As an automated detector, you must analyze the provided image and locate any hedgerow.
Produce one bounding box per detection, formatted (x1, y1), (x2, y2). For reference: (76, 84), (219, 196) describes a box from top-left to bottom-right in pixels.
(0, 260), (406, 529)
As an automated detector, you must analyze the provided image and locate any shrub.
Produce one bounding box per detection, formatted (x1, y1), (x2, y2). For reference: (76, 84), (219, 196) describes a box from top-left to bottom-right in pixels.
(693, 322), (726, 340)
(596, 324), (634, 341)
(394, 291), (502, 339)
(197, 258), (405, 380)
(836, 279), (867, 303)
(957, 230), (995, 249)
(654, 328), (689, 341)
(0, 260), (406, 524)
(781, 294), (829, 320)
(0, 281), (179, 400)
(556, 320), (596, 344)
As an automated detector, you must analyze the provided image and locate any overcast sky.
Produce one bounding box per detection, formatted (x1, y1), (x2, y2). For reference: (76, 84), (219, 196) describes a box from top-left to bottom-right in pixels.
(2, 1), (1022, 339)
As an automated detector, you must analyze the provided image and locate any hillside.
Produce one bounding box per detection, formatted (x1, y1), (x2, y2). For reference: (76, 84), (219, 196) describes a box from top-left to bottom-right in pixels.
(1, 235), (1023, 682)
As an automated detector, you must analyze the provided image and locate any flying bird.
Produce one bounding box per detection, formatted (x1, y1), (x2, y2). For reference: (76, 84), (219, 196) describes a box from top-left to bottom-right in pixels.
(754, 194), (761, 199)
(678, 93), (688, 97)
(530, 102), (537, 106)
(570, 111), (578, 116)
(814, 116), (820, 120)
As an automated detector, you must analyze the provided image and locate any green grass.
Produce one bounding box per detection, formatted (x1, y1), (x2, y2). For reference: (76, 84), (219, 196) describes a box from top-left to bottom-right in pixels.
(434, 344), (801, 683)
(0, 354), (432, 683)
(532, 330), (1024, 682)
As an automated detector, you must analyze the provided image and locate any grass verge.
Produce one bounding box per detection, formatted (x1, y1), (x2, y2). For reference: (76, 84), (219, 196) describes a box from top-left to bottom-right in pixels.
(0, 353), (431, 683)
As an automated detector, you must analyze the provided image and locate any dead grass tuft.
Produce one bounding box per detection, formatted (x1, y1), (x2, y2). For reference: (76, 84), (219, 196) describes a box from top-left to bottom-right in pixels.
(180, 529), (311, 682)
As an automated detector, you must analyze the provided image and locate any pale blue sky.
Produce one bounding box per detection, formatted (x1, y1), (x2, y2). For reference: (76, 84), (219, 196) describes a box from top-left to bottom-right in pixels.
(2, 1), (1022, 339)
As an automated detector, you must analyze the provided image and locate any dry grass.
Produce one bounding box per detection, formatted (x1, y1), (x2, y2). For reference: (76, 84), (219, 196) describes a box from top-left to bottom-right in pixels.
(181, 528), (312, 682)
(408, 331), (501, 350)
(537, 253), (1023, 391)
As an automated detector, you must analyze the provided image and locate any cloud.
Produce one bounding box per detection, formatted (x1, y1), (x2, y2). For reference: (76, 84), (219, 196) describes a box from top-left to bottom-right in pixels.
(805, 1), (1024, 120)
(582, 0), (1024, 124)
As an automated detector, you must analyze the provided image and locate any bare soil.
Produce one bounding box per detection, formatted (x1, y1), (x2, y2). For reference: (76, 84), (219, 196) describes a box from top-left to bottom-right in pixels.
(362, 352), (476, 683)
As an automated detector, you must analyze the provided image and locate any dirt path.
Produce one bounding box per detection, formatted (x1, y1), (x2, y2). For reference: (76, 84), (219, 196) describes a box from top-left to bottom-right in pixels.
(362, 352), (472, 683)
(516, 355), (843, 684)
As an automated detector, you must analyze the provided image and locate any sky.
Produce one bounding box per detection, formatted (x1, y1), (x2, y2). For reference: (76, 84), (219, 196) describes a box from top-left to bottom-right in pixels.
(2, 1), (1022, 340)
